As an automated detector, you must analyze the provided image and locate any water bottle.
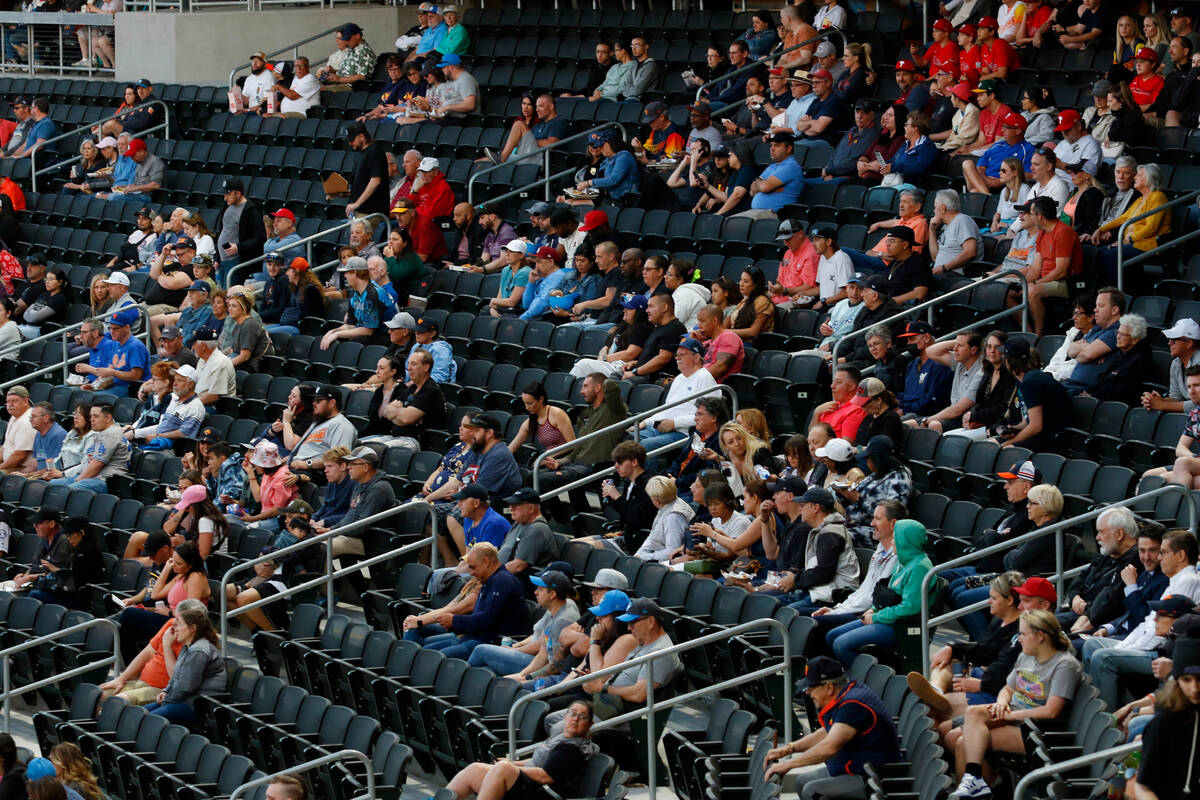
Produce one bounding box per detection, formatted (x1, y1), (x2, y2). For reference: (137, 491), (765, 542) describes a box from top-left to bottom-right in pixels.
(501, 636), (515, 648)
(754, 465), (770, 480)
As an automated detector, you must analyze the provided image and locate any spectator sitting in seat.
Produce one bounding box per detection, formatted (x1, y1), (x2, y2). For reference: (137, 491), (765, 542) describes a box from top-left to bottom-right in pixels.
(319, 256), (395, 350)
(855, 104), (907, 185)
(910, 330), (984, 432)
(780, 486), (860, 611)
(878, 111), (940, 186)
(78, 309), (149, 397)
(324, 445), (395, 591)
(237, 51), (276, 115)
(952, 80), (1012, 157)
(485, 94), (569, 165)
(570, 130), (639, 205)
(929, 190), (982, 277)
(140, 603), (225, 726)
(520, 247), (572, 321)
(764, 655), (901, 799)
(1086, 162), (1169, 289)
(739, 131), (802, 220)
(585, 39), (634, 102)
(841, 278), (902, 370)
(26, 401), (63, 478)
(947, 610), (1081, 800)
(221, 293), (272, 371)
(840, 435), (913, 548)
(268, 258), (325, 337)
(100, 597), (208, 706)
(192, 327), (235, 410)
(287, 385), (358, 477)
(4, 96), (55, 161)
(439, 483), (511, 568)
(433, 414), (523, 523)
(316, 23), (374, 90)
(843, 189), (929, 275)
(375, 348), (446, 451)
(124, 364), (205, 447)
(1062, 286), (1124, 396)
(426, 542), (527, 660)
(535, 374), (627, 513)
(100, 138), (162, 205)
(1146, 366), (1200, 487)
(768, 219), (819, 308)
(1024, 149), (1071, 221)
(659, 395), (727, 498)
(962, 112), (1036, 196)
(632, 101), (685, 165)
(813, 365), (869, 442)
(893, 59), (932, 113)
(469, 568), (579, 679)
(560, 40), (615, 99)
(496, 488), (559, 580)
(1143, 319), (1200, 413)
(811, 277), (864, 360)
(267, 56), (321, 119)
(445, 202), (486, 266)
(855, 378), (904, 444)
(262, 209), (301, 261)
(812, 100), (880, 184)
(808, 499), (902, 630)
(405, 157), (455, 222)
(8, 509), (70, 593)
(862, 326), (907, 396)
(407, 316), (456, 382)
(391, 200), (447, 264)
(403, 55), (478, 123)
(1058, 506), (1143, 636)
(361, 59), (425, 122)
(945, 330), (1019, 441)
(728, 266), (776, 343)
(569, 294), (651, 378)
(1088, 313), (1155, 406)
(236, 440), (297, 533)
(826, 518), (931, 665)
(547, 246), (604, 322)
(810, 437), (866, 492)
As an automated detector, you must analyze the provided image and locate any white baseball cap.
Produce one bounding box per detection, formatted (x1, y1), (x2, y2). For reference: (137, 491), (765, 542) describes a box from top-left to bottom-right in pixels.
(170, 364), (198, 382)
(503, 238), (528, 254)
(1163, 318), (1200, 341)
(815, 438), (855, 461)
(103, 272), (130, 286)
(418, 156), (439, 172)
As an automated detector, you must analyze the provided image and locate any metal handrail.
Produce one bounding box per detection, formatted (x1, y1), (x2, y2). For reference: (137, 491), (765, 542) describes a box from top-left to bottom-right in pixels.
(829, 268), (1030, 366)
(530, 382), (735, 494)
(2, 617), (119, 733)
(1114, 188), (1200, 291)
(1014, 741), (1139, 800)
(693, 27), (845, 104)
(228, 24), (346, 89)
(228, 749), (373, 800)
(0, 302), (153, 392)
(30, 100), (171, 193)
(466, 121), (628, 206)
(218, 500), (438, 656)
(224, 212), (388, 288)
(507, 617), (790, 799)
(918, 483), (1198, 674)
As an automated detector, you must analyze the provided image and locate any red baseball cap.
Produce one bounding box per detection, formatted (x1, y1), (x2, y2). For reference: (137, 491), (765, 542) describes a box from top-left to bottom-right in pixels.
(1054, 109), (1082, 132)
(894, 59), (918, 73)
(579, 209), (608, 232)
(271, 208), (296, 222)
(1134, 47), (1159, 63)
(957, 23), (978, 37)
(948, 83), (973, 103)
(1013, 576), (1057, 604)
(933, 18), (953, 31)
(124, 138), (146, 157)
(978, 15), (999, 28)
(289, 256), (309, 271)
(810, 68), (834, 81)
(534, 245), (562, 263)
(1001, 111), (1028, 131)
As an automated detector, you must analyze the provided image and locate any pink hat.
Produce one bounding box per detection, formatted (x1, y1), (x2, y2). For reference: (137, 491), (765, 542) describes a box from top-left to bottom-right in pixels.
(249, 440), (285, 469)
(174, 483), (208, 512)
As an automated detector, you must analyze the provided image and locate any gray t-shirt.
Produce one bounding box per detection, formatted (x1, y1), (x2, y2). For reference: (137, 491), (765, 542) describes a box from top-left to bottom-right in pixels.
(230, 314), (271, 368)
(532, 601), (580, 655)
(83, 424), (130, 479)
(934, 212), (982, 270)
(611, 632), (681, 688)
(293, 414), (358, 461)
(134, 152), (165, 189)
(217, 201), (246, 255)
(950, 356), (985, 406)
(497, 519), (557, 566)
(1005, 650), (1081, 710)
(438, 71), (478, 116)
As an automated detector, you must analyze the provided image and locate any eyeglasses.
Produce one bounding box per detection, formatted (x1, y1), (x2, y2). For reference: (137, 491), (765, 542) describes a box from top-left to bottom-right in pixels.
(565, 710), (591, 719)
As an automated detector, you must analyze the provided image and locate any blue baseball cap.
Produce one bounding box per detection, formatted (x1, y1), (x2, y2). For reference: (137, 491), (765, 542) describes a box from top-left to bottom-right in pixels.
(25, 758), (56, 781)
(108, 308), (139, 327)
(589, 589), (631, 618)
(677, 337), (705, 355)
(436, 54), (462, 68)
(530, 569), (572, 597)
(621, 294), (648, 311)
(188, 280), (210, 293)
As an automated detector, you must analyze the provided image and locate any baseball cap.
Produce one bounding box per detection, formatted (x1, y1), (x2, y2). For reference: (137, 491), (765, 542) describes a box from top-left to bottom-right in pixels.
(340, 22), (363, 38)
(973, 78), (1000, 93)
(534, 245), (562, 263)
(642, 100), (668, 118)
(885, 226), (916, 245)
(108, 308), (139, 327)
(527, 201), (555, 216)
(1054, 109), (1082, 132)
(807, 223), (837, 240)
(997, 459), (1041, 482)
(159, 324), (182, 340)
(338, 255), (369, 273)
(857, 377), (887, 399)
(766, 475), (807, 495)
(1002, 337), (1032, 359)
(582, 567), (629, 591)
(193, 327), (218, 343)
(857, 434), (895, 468)
(436, 53), (462, 68)
(341, 445), (380, 466)
(579, 209), (608, 232)
(957, 23), (978, 36)
(897, 320), (935, 338)
(311, 385), (341, 400)
(1164, 319), (1200, 341)
(894, 59), (918, 73)
(198, 427), (220, 443)
(847, 272), (867, 285)
(10, 96), (27, 107)
(948, 83), (973, 103)
(222, 178), (245, 193)
(344, 121), (368, 140)
(1001, 112), (1028, 131)
(124, 138), (147, 157)
(418, 156), (440, 172)
(98, 135), (119, 150)
(531, 569), (572, 597)
(32, 508), (61, 525)
(288, 257), (309, 272)
(588, 589), (631, 617)
(170, 364), (198, 382)
(249, 50), (267, 61)
(814, 437), (855, 461)
(795, 655), (845, 690)
(815, 41), (836, 58)
(588, 128), (617, 147)
(933, 18), (954, 31)
(766, 130), (796, 144)
(797, 487), (836, 508)
(549, 206), (575, 226)
(616, 597), (663, 623)
(172, 235), (196, 251)
(452, 483), (490, 501)
(271, 208), (296, 222)
(977, 15), (999, 28)
(1092, 79), (1114, 98)
(141, 530), (171, 555)
(808, 69), (833, 82)
(465, 413), (502, 433)
(415, 317), (439, 333)
(25, 758), (56, 781)
(385, 311), (418, 330)
(776, 219), (804, 241)
(174, 483), (208, 512)
(187, 279), (211, 294)
(390, 199), (415, 215)
(1134, 47), (1159, 62)
(687, 100), (712, 113)
(103, 271), (130, 287)
(285, 499), (313, 515)
(502, 487), (541, 505)
(677, 337), (705, 356)
(1013, 576), (1057, 603)
(134, 77), (152, 88)
(861, 273), (890, 293)
(503, 238), (529, 254)
(1150, 594), (1196, 617)
(621, 294), (649, 310)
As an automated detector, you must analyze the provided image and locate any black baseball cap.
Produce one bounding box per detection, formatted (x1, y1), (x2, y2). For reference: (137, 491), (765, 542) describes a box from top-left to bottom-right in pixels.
(885, 226), (916, 245)
(465, 413), (502, 433)
(32, 508), (61, 524)
(766, 475), (807, 495)
(796, 655), (845, 690)
(141, 531), (170, 555)
(503, 487), (541, 505)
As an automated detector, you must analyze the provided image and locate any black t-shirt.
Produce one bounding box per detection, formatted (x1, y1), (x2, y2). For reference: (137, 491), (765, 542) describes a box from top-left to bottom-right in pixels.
(537, 742), (589, 794)
(351, 142), (390, 216)
(776, 514), (811, 574)
(728, 166), (756, 214)
(1017, 369), (1071, 446)
(881, 254), (932, 298)
(610, 320), (652, 354)
(394, 379), (446, 438)
(19, 278), (44, 308)
(636, 318), (687, 374)
(145, 264), (195, 308)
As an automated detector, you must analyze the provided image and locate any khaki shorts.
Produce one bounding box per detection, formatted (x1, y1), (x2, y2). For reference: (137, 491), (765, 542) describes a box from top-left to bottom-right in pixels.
(1035, 280), (1068, 299)
(100, 679), (162, 706)
(331, 535), (365, 558)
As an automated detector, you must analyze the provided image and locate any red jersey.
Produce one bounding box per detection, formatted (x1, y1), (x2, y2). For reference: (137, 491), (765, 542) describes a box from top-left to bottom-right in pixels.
(958, 45), (981, 86)
(1130, 74), (1165, 107)
(978, 37), (1019, 76)
(411, 174), (455, 221)
(1023, 5), (1052, 39)
(978, 102), (1012, 145)
(922, 40), (960, 79)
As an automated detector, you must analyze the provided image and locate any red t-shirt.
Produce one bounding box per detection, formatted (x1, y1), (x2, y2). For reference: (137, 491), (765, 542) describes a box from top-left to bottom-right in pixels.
(703, 329), (745, 380)
(958, 45), (981, 87)
(1023, 5), (1053, 38)
(1129, 74), (1165, 107)
(923, 40), (961, 79)
(978, 38), (1019, 76)
(978, 103), (1012, 145)
(819, 399), (868, 441)
(1036, 221), (1083, 277)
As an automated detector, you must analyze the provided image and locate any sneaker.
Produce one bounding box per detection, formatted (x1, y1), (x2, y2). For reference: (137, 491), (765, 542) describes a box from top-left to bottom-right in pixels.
(483, 147), (500, 164)
(951, 775), (992, 799)
(907, 670), (952, 715)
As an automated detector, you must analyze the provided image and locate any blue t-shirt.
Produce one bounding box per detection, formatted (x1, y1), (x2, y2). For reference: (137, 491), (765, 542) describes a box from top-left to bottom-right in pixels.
(1064, 321), (1119, 393)
(750, 158), (804, 211)
(458, 443), (522, 500)
(463, 506), (512, 549)
(531, 116), (570, 141)
(804, 93), (844, 130)
(24, 117), (58, 152)
(33, 424), (66, 470)
(107, 336), (151, 393)
(978, 140), (1035, 177)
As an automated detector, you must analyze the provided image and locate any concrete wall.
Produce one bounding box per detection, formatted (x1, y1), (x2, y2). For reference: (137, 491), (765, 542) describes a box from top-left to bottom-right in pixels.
(113, 5), (409, 85)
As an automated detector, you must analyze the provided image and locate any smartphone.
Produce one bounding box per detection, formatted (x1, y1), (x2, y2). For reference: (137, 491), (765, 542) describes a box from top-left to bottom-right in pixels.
(223, 242), (234, 251)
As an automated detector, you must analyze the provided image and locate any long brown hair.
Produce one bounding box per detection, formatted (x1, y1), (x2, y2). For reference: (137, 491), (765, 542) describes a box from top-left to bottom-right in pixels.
(49, 743), (101, 800)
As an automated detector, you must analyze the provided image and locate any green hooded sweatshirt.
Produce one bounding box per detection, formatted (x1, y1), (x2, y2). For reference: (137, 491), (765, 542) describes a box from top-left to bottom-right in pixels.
(872, 518), (934, 626)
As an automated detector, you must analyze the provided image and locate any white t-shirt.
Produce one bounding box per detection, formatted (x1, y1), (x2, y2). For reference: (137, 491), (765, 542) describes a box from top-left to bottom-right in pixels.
(193, 234), (215, 259)
(817, 250), (853, 301)
(3, 408), (34, 472)
(242, 70), (276, 109)
(281, 73), (322, 116)
(814, 4), (847, 30)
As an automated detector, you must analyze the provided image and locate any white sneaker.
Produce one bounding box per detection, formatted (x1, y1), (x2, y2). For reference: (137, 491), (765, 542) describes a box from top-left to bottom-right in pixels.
(951, 775), (992, 799)
(483, 147), (500, 164)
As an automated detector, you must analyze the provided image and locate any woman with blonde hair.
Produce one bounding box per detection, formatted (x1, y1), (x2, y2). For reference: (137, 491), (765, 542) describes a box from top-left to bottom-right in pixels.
(707, 421), (774, 495)
(87, 273), (113, 316)
(987, 157), (1030, 236)
(49, 742), (101, 800)
(735, 408), (772, 446)
(1142, 12), (1171, 62)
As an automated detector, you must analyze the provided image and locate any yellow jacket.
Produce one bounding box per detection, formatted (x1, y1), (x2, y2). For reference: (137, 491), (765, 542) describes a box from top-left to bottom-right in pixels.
(1100, 190), (1170, 251)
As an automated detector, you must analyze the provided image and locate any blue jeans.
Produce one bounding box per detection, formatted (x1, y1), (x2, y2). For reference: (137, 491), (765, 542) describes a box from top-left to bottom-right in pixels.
(1097, 243), (1141, 288)
(468, 644), (534, 675)
(48, 477), (107, 493)
(1081, 636), (1154, 709)
(1128, 713), (1152, 741)
(843, 249), (889, 275)
(403, 625), (453, 646)
(107, 192), (153, 205)
(948, 577), (991, 641)
(794, 139), (834, 151)
(423, 635), (488, 660)
(146, 701), (197, 725)
(265, 324), (300, 336)
(637, 430), (686, 471)
(826, 619), (896, 666)
(803, 176), (849, 186)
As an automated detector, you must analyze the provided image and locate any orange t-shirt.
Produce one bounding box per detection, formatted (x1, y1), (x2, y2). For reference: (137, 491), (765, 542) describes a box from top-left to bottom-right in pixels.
(139, 617), (184, 688)
(868, 216), (930, 257)
(1035, 221), (1082, 277)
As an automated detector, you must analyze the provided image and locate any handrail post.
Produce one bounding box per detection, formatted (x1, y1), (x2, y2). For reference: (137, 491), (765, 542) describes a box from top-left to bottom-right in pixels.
(1054, 529), (1064, 605)
(646, 657), (656, 798)
(1115, 188), (1200, 292)
(227, 749), (373, 800)
(326, 536), (335, 610)
(1013, 741), (1139, 800)
(2, 656), (9, 736)
(224, 212), (386, 288)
